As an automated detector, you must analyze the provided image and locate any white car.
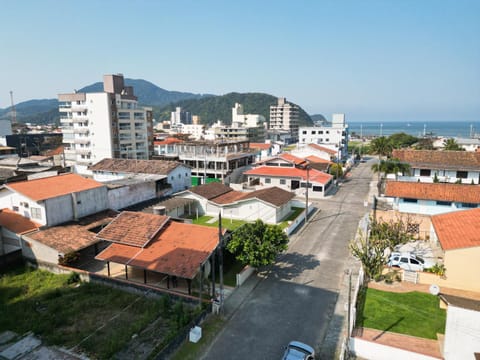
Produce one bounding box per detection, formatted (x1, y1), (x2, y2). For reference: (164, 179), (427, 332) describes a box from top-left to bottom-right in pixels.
(387, 252), (434, 272)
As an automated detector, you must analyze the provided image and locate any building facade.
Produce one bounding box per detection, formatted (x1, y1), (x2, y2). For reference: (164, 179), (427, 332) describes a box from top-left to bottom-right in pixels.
(59, 74), (153, 175)
(298, 114), (348, 159)
(269, 97), (299, 139)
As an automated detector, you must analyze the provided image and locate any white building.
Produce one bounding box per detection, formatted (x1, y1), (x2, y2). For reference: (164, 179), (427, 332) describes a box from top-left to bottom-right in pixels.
(269, 97), (299, 138)
(181, 124), (205, 140)
(171, 107), (192, 125)
(59, 74), (154, 175)
(298, 114), (348, 159)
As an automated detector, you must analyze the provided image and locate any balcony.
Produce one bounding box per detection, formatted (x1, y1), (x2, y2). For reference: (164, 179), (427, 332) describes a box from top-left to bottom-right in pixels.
(71, 104), (87, 112)
(74, 127), (90, 134)
(75, 148), (91, 155)
(60, 117), (73, 123)
(74, 138), (90, 144)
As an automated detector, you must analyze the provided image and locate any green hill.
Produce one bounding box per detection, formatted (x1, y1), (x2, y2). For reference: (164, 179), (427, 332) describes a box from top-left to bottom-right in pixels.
(154, 92), (313, 126)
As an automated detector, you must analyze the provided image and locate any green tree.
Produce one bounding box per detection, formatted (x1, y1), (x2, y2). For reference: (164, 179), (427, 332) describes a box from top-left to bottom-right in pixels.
(226, 220), (289, 267)
(443, 138), (463, 151)
(388, 132), (418, 149)
(414, 138), (434, 150)
(371, 159), (411, 180)
(329, 163), (344, 179)
(369, 136), (393, 158)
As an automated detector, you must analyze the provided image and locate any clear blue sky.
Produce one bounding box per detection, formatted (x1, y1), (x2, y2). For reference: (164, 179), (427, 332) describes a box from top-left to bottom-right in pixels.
(1, 0), (479, 122)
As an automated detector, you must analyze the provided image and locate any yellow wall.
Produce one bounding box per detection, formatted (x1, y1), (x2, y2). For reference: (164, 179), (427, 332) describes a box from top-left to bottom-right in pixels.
(418, 246), (480, 292)
(374, 210), (432, 240)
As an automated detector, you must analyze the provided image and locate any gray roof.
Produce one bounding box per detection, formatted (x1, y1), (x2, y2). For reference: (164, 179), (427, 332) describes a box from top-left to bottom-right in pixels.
(89, 158), (187, 175)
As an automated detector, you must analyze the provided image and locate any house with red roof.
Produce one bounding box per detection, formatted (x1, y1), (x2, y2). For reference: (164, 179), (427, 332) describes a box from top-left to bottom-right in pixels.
(95, 211), (222, 296)
(392, 149), (480, 184)
(290, 143), (339, 162)
(175, 182), (296, 224)
(427, 208), (480, 292)
(384, 180), (480, 215)
(245, 154), (334, 198)
(0, 173), (108, 227)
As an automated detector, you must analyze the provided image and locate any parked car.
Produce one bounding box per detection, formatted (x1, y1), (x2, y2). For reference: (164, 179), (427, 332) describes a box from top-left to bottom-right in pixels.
(387, 252), (435, 271)
(282, 341), (315, 360)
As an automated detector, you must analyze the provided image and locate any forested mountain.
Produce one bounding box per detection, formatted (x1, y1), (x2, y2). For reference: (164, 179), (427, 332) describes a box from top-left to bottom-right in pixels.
(154, 92), (313, 126)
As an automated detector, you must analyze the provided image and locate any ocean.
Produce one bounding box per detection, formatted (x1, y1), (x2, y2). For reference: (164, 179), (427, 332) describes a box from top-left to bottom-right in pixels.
(347, 121), (480, 138)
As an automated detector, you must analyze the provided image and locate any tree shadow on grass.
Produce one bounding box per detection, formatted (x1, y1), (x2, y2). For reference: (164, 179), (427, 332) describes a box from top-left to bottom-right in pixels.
(269, 252), (321, 281)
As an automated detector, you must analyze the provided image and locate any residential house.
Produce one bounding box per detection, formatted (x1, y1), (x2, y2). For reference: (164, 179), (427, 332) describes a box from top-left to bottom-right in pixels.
(384, 181), (480, 215)
(392, 149), (480, 184)
(249, 143), (273, 161)
(153, 137), (184, 157)
(95, 211), (222, 296)
(0, 209), (40, 255)
(88, 158), (191, 209)
(439, 294), (480, 360)
(428, 208), (480, 292)
(291, 143), (338, 162)
(244, 154), (334, 198)
(20, 210), (117, 264)
(0, 173), (108, 227)
(175, 182), (296, 224)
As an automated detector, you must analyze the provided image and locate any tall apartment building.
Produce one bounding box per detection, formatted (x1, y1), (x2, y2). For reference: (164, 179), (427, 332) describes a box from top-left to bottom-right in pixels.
(171, 107), (192, 126)
(59, 74), (153, 175)
(269, 97), (299, 138)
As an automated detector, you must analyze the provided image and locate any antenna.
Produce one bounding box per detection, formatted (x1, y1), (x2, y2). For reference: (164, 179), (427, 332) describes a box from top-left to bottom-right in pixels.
(9, 91), (17, 124)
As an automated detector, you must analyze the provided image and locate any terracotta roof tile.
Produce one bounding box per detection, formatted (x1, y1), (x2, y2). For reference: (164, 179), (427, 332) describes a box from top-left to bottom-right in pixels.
(307, 144), (337, 155)
(385, 181), (480, 203)
(6, 173), (104, 201)
(279, 153), (307, 166)
(44, 146), (64, 156)
(392, 149), (480, 171)
(89, 158), (185, 175)
(189, 182), (233, 200)
(244, 166), (333, 185)
(26, 210), (117, 254)
(238, 187), (295, 207)
(249, 143), (272, 150)
(96, 211), (170, 247)
(210, 191), (245, 204)
(305, 155), (331, 163)
(432, 208), (480, 250)
(154, 137), (184, 146)
(0, 209), (41, 234)
(96, 221), (220, 279)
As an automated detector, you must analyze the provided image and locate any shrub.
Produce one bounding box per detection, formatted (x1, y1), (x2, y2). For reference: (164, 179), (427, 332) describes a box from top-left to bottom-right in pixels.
(66, 272), (80, 284)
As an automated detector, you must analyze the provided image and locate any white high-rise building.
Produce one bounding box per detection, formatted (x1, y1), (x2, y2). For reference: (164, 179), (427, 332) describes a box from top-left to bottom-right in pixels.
(59, 74), (153, 175)
(269, 97), (299, 137)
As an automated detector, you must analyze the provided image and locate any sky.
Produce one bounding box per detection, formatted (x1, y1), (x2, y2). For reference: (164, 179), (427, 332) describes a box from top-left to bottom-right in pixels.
(0, 0), (479, 122)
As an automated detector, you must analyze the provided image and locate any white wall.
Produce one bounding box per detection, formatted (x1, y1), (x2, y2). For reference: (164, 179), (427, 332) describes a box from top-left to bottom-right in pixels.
(167, 165), (192, 193)
(395, 198), (479, 216)
(219, 199), (278, 224)
(0, 189), (47, 226)
(349, 337), (440, 360)
(107, 182), (156, 210)
(89, 92), (114, 164)
(21, 235), (60, 264)
(443, 306), (480, 360)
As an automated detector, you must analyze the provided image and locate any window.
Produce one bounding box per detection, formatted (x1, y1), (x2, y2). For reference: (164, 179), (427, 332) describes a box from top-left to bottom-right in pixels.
(400, 257), (409, 264)
(437, 201), (451, 206)
(265, 178), (271, 184)
(420, 169), (431, 176)
(410, 258), (420, 265)
(403, 198), (417, 203)
(457, 171), (468, 179)
(280, 179), (286, 185)
(302, 131), (307, 134)
(31, 207), (41, 220)
(311, 131), (316, 135)
(313, 186), (323, 192)
(462, 203), (477, 208)
(12, 206), (19, 212)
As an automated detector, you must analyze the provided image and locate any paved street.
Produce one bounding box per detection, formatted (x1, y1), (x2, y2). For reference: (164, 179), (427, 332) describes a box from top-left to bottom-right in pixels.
(201, 159), (375, 360)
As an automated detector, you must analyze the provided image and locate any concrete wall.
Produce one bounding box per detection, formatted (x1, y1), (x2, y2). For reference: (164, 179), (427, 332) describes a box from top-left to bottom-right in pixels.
(167, 165), (191, 193)
(396, 198), (478, 216)
(0, 189), (47, 226)
(443, 305), (480, 360)
(349, 337), (440, 360)
(107, 181), (156, 210)
(88, 92), (114, 164)
(248, 178), (329, 199)
(375, 210), (432, 239)
(406, 168), (480, 184)
(21, 235), (60, 264)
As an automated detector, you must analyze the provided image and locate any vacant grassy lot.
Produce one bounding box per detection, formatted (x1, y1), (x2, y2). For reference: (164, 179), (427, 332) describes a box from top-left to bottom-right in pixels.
(0, 267), (200, 358)
(356, 288), (446, 339)
(279, 207), (304, 229)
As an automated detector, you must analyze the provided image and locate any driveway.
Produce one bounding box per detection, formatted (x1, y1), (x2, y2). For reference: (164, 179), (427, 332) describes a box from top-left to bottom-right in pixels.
(201, 160), (375, 359)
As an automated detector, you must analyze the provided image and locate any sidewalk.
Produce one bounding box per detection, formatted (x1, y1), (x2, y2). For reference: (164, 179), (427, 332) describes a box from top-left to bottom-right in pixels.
(221, 272), (263, 318)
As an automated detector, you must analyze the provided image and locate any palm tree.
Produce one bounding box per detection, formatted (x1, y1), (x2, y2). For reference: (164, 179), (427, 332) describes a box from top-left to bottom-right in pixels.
(369, 136), (393, 158)
(443, 138), (463, 151)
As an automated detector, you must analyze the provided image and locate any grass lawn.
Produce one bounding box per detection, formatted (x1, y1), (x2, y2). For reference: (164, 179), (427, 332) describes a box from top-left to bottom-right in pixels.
(0, 267), (200, 359)
(356, 288), (446, 340)
(191, 215), (249, 231)
(171, 315), (226, 360)
(279, 207), (304, 229)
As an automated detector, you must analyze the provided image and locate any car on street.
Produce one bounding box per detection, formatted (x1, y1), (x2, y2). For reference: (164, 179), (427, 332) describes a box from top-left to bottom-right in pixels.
(387, 252), (435, 271)
(282, 341), (315, 360)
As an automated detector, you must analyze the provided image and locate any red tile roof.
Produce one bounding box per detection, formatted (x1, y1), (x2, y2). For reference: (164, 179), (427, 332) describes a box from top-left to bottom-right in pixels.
(154, 138), (184, 146)
(26, 210), (118, 254)
(96, 211), (170, 247)
(279, 153), (307, 166)
(308, 144), (337, 155)
(244, 166), (333, 184)
(211, 186), (295, 207)
(249, 143), (272, 150)
(385, 181), (480, 203)
(44, 146), (64, 156)
(305, 155), (331, 164)
(5, 173), (104, 201)
(0, 209), (41, 234)
(96, 221), (220, 279)
(189, 182), (233, 200)
(392, 149), (480, 171)
(431, 208), (480, 250)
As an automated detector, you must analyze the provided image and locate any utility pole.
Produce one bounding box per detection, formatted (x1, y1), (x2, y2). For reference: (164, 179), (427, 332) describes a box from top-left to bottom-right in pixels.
(9, 91), (17, 125)
(305, 163), (309, 224)
(218, 212), (224, 312)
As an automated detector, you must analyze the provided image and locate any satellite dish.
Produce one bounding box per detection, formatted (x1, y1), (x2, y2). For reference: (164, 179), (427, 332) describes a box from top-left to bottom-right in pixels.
(429, 284), (440, 296)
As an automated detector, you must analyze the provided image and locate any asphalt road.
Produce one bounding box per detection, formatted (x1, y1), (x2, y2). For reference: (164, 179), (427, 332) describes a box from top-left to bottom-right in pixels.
(202, 159), (374, 360)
